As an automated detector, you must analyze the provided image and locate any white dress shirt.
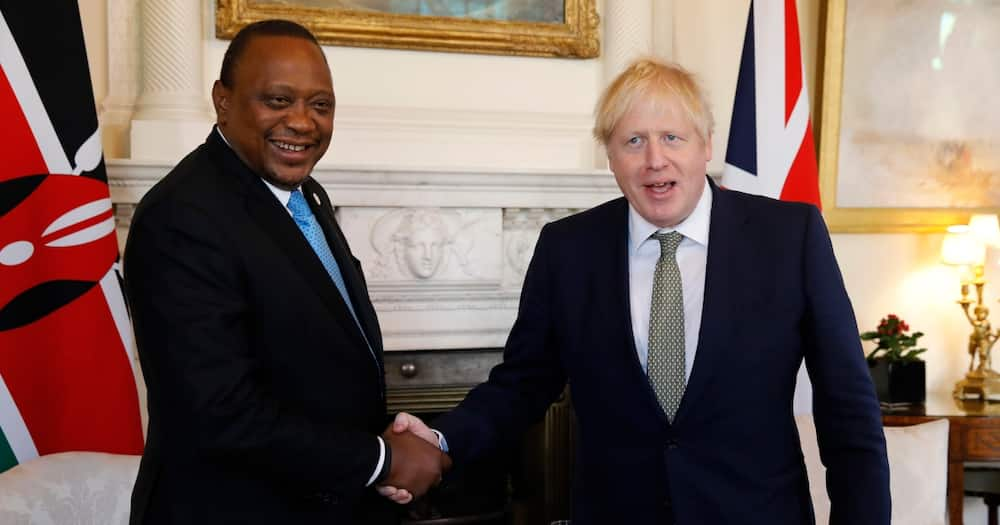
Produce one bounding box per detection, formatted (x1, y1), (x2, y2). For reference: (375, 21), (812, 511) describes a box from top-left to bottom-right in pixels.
(628, 181), (712, 381)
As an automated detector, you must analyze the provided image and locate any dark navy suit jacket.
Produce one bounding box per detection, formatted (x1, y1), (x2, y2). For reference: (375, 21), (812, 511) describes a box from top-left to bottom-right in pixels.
(125, 131), (395, 524)
(436, 179), (890, 524)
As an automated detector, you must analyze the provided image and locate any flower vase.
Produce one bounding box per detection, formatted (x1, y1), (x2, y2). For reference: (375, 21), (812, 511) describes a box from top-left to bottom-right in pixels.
(868, 358), (925, 407)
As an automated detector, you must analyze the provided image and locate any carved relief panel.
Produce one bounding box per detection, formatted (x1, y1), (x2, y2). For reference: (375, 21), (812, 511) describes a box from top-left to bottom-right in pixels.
(502, 208), (577, 288)
(337, 207), (502, 285)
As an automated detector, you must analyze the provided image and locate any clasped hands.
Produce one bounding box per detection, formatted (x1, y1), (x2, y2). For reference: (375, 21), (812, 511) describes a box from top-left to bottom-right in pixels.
(377, 412), (447, 505)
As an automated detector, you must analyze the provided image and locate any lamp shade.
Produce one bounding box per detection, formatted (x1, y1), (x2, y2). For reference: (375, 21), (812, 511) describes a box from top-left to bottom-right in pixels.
(969, 214), (1000, 247)
(941, 225), (986, 266)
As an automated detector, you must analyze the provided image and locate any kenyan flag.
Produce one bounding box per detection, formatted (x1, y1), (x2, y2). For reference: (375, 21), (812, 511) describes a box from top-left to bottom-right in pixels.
(0, 3), (144, 471)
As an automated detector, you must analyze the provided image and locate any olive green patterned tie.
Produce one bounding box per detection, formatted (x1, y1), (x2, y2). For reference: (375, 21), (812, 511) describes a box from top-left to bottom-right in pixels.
(647, 231), (685, 421)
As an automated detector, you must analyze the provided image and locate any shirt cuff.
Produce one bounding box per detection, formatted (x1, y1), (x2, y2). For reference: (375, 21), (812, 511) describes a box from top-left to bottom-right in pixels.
(366, 436), (387, 486)
(431, 429), (449, 453)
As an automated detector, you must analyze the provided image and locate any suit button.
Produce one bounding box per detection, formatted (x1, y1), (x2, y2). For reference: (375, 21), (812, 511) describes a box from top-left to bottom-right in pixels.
(666, 439), (679, 449)
(307, 493), (339, 506)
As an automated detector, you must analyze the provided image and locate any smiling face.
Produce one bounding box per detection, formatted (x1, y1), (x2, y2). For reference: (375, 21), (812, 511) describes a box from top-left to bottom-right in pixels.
(607, 96), (711, 228)
(212, 35), (334, 190)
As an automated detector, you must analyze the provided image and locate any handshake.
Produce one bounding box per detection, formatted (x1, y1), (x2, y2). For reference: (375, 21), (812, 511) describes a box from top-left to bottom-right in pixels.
(377, 413), (448, 505)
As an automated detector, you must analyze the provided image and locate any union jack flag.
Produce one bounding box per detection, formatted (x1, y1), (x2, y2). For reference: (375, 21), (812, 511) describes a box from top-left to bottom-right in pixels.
(721, 0), (821, 209)
(0, 3), (143, 471)
(722, 0), (820, 414)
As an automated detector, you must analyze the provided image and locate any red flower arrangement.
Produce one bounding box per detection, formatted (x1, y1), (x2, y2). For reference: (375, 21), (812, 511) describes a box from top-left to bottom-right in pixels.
(860, 314), (926, 362)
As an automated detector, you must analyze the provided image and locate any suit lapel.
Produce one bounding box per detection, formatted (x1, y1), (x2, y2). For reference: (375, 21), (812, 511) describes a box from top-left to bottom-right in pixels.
(205, 133), (375, 355)
(605, 199), (671, 423)
(673, 179), (748, 424)
(302, 180), (385, 358)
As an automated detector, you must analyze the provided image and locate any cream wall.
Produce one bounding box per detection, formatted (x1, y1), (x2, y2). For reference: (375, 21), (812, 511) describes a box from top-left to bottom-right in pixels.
(81, 0), (992, 428)
(79, 0), (989, 519)
(80, 0), (106, 103)
(78, 0), (986, 395)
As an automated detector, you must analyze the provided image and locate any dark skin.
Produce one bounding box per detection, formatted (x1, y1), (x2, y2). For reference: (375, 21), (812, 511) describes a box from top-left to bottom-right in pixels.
(212, 35), (334, 190)
(383, 428), (452, 498)
(211, 32), (451, 499)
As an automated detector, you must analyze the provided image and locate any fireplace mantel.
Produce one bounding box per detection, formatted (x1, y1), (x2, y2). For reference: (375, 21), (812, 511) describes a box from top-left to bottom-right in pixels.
(108, 160), (620, 351)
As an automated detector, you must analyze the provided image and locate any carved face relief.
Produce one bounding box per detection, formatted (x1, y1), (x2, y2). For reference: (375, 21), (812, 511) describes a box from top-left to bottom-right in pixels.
(389, 210), (451, 280)
(402, 226), (445, 279)
(363, 207), (499, 282)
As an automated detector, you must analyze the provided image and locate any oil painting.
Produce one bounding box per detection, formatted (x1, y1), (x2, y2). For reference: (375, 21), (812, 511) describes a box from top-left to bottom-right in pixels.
(217, 0), (599, 58)
(819, 0), (1000, 232)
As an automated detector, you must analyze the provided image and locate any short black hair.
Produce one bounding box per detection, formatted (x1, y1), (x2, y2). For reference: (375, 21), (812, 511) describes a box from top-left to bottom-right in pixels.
(219, 19), (324, 88)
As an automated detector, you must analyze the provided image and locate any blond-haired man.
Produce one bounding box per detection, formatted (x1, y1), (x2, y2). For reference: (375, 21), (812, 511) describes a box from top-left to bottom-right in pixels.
(389, 58), (890, 524)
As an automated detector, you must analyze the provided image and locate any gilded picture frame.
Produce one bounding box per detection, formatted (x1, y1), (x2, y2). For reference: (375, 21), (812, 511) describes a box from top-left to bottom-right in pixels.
(216, 0), (600, 59)
(818, 0), (1000, 233)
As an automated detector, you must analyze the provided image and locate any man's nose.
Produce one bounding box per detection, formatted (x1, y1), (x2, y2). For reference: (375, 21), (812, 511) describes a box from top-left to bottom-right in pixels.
(284, 102), (315, 133)
(646, 141), (668, 170)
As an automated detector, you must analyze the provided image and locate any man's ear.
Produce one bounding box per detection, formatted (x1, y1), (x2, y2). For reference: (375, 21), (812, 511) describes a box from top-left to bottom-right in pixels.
(211, 80), (229, 124)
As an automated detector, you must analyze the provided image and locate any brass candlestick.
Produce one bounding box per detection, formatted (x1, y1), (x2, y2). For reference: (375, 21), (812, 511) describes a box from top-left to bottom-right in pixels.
(954, 264), (1000, 400)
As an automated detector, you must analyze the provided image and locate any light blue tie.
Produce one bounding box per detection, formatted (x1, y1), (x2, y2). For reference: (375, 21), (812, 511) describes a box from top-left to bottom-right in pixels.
(287, 189), (364, 330)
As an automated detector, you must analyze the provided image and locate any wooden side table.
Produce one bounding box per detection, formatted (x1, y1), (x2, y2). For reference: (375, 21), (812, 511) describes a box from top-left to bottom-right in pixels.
(881, 390), (1000, 525)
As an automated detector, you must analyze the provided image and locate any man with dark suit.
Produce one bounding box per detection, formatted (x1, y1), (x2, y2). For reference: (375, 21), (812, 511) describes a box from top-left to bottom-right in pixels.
(387, 58), (891, 523)
(124, 20), (447, 524)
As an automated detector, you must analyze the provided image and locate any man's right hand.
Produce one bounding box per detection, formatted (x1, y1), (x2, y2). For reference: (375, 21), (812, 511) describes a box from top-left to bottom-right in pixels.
(381, 427), (451, 500)
(392, 412), (439, 447)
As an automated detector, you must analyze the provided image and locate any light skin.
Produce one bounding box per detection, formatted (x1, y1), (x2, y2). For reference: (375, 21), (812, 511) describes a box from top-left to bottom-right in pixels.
(212, 35), (335, 190)
(606, 96), (712, 228)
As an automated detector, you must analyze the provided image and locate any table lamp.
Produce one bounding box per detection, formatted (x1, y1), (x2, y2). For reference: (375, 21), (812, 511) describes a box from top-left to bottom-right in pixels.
(942, 216), (1000, 400)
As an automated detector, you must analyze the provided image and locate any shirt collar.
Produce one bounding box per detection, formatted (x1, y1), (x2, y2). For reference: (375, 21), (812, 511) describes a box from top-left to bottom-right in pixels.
(262, 177), (292, 208)
(628, 177), (713, 255)
(215, 125), (231, 148)
(215, 126), (293, 207)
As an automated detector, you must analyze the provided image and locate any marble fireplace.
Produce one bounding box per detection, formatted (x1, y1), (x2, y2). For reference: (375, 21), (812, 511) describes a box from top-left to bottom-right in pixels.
(109, 161), (612, 524)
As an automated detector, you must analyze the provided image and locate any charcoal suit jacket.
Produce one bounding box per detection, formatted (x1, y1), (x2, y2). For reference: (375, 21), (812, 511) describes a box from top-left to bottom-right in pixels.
(124, 130), (395, 524)
(435, 178), (891, 524)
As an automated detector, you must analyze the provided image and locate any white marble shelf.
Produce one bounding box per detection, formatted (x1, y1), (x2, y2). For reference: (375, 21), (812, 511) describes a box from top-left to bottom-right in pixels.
(107, 160), (620, 351)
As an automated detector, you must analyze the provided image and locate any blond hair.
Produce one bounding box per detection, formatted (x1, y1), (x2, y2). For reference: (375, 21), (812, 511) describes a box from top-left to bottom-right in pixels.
(593, 58), (714, 146)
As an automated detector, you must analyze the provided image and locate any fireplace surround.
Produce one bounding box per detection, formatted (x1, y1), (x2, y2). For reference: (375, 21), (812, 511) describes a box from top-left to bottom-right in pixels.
(110, 160), (608, 524)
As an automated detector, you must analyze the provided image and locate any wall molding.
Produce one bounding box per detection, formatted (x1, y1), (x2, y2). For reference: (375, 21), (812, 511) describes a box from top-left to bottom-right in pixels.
(108, 161), (620, 351)
(323, 105), (598, 170)
(107, 160), (618, 207)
